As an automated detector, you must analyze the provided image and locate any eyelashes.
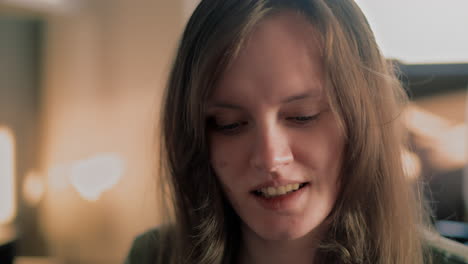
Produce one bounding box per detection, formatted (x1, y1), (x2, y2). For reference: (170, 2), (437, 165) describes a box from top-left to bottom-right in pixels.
(212, 121), (248, 133)
(285, 115), (319, 124)
(207, 114), (320, 135)
(206, 117), (244, 134)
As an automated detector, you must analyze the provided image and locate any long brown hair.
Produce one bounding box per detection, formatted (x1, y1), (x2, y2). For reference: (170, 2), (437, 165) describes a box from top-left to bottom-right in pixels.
(158, 0), (431, 263)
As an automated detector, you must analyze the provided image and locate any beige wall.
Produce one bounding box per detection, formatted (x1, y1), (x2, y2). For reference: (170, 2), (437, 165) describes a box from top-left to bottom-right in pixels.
(39, 0), (184, 263)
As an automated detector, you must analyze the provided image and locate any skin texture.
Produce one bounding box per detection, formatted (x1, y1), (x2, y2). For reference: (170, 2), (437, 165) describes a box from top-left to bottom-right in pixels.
(207, 12), (345, 264)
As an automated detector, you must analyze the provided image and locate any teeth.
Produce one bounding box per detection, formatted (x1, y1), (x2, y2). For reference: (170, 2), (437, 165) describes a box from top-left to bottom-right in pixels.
(277, 186), (286, 195)
(267, 187), (276, 196)
(259, 183), (302, 198)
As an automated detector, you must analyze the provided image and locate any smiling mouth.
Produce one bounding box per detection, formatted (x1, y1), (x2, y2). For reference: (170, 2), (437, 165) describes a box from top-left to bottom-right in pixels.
(252, 182), (309, 198)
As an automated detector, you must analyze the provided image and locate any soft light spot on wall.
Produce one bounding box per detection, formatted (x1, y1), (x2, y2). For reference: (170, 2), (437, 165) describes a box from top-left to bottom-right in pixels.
(48, 164), (71, 190)
(23, 170), (45, 207)
(69, 153), (125, 202)
(354, 0), (468, 63)
(0, 127), (16, 224)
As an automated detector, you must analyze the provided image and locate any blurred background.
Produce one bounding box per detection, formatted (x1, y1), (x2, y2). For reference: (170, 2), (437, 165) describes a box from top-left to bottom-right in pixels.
(0, 0), (467, 263)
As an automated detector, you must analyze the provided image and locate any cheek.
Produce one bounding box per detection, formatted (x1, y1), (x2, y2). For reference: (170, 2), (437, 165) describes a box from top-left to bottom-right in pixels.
(210, 131), (253, 161)
(294, 134), (343, 172)
(210, 137), (229, 171)
(210, 135), (227, 166)
(212, 159), (228, 170)
(209, 140), (243, 207)
(292, 118), (345, 183)
(209, 135), (246, 183)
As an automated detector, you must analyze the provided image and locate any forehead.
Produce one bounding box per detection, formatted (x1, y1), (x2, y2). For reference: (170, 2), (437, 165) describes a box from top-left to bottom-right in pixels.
(211, 11), (325, 105)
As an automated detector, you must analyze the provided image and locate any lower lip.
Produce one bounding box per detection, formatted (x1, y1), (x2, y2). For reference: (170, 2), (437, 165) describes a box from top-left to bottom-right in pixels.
(252, 184), (309, 211)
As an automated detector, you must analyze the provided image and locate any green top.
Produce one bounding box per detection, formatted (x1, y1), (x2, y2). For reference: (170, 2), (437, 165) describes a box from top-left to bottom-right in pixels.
(124, 229), (468, 264)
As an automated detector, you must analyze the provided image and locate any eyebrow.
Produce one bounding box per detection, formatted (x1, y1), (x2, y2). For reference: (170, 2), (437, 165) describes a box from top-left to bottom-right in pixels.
(281, 91), (320, 103)
(207, 90), (321, 110)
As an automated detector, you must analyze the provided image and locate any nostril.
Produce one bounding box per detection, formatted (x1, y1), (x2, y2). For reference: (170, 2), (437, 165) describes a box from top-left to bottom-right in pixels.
(250, 155), (293, 173)
(249, 131), (293, 172)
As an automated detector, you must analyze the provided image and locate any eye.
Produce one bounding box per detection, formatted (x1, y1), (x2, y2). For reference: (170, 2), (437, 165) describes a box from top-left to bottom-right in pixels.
(216, 121), (248, 134)
(218, 122), (241, 130)
(208, 117), (248, 134)
(286, 114), (320, 124)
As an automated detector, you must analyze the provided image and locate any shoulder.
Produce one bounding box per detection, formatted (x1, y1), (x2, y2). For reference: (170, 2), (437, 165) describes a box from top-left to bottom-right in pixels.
(424, 230), (468, 264)
(124, 228), (162, 264)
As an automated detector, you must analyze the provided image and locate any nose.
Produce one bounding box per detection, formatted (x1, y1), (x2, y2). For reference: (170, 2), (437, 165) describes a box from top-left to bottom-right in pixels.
(249, 122), (293, 173)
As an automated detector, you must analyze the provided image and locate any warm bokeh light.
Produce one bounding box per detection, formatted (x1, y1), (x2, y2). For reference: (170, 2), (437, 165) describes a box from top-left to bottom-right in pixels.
(69, 153), (125, 202)
(405, 105), (467, 170)
(13, 257), (61, 264)
(401, 149), (422, 181)
(405, 105), (450, 138)
(0, 126), (16, 224)
(2, 0), (76, 13)
(23, 170), (45, 207)
(433, 124), (467, 170)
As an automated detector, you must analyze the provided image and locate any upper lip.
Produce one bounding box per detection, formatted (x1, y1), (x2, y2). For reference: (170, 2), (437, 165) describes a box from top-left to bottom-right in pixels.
(250, 179), (309, 191)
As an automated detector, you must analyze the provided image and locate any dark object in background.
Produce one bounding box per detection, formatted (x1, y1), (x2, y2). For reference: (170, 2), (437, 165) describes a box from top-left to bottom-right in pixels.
(0, 17), (47, 258)
(0, 228), (16, 264)
(0, 242), (15, 264)
(396, 61), (468, 224)
(429, 169), (466, 222)
(395, 62), (468, 99)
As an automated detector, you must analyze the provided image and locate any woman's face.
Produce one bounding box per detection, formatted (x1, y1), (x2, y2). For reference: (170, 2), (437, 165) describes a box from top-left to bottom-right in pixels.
(207, 12), (345, 241)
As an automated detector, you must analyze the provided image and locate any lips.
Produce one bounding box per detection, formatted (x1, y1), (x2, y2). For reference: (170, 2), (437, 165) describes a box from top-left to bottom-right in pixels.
(250, 182), (310, 211)
(250, 181), (309, 198)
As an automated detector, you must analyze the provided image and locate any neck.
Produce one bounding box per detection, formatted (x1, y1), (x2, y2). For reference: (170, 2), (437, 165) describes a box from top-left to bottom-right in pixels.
(238, 225), (324, 264)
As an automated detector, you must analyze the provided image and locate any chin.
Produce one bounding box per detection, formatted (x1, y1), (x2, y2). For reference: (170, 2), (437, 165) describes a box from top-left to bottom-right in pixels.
(260, 230), (305, 241)
(247, 219), (317, 241)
